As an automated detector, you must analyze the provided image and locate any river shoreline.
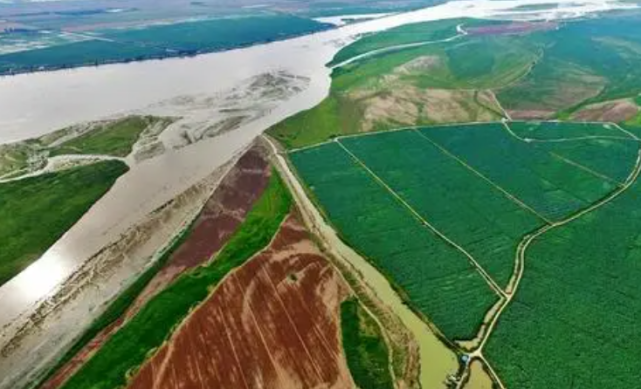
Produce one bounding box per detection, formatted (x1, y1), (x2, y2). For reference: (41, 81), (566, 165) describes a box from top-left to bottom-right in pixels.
(0, 1), (634, 388)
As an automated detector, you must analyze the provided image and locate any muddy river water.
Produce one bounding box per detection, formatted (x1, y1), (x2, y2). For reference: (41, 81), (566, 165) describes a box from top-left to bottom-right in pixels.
(0, 0), (633, 387)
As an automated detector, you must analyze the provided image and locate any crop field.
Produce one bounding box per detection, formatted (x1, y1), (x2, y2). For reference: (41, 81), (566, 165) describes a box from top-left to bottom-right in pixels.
(341, 298), (394, 389)
(497, 15), (641, 116)
(420, 123), (618, 220)
(59, 170), (292, 389)
(128, 214), (355, 389)
(338, 129), (543, 287)
(485, 164), (641, 388)
(291, 141), (499, 341)
(508, 121), (629, 140)
(0, 160), (128, 287)
(290, 121), (628, 342)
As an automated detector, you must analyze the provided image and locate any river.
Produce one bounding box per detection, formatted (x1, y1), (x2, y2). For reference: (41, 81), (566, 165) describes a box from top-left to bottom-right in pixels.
(0, 0), (634, 387)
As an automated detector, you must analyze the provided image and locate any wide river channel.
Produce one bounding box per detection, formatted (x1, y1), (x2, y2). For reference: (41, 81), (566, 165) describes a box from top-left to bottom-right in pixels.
(0, 0), (633, 387)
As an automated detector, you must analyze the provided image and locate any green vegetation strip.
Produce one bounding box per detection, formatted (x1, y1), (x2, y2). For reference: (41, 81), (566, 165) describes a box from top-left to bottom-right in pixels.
(60, 170), (292, 389)
(341, 299), (394, 389)
(0, 160), (128, 287)
(329, 19), (464, 66)
(50, 116), (169, 158)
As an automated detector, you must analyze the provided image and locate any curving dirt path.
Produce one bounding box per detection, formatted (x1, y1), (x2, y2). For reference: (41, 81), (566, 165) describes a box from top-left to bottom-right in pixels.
(330, 26), (467, 69)
(462, 125), (641, 389)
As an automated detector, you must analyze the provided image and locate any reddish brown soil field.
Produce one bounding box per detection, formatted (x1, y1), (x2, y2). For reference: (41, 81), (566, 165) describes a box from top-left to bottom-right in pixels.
(41, 146), (271, 389)
(572, 99), (639, 123)
(467, 21), (557, 36)
(128, 214), (354, 389)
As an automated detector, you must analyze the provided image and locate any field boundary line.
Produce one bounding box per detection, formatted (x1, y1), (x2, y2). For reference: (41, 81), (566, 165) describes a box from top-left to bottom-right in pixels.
(330, 29), (467, 69)
(502, 120), (636, 143)
(260, 266), (326, 381)
(501, 121), (627, 185)
(218, 303), (252, 389)
(474, 145), (641, 388)
(242, 275), (288, 384)
(412, 129), (552, 224)
(268, 138), (403, 386)
(610, 122), (640, 141)
(335, 139), (507, 299)
(513, 134), (634, 143)
(488, 91), (512, 121)
(546, 151), (623, 186)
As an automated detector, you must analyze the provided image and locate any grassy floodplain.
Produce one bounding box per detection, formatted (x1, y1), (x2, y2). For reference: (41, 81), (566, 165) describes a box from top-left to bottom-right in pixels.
(60, 170), (291, 389)
(340, 299), (394, 389)
(49, 116), (173, 158)
(0, 160), (128, 287)
(0, 115), (173, 178)
(290, 122), (629, 343)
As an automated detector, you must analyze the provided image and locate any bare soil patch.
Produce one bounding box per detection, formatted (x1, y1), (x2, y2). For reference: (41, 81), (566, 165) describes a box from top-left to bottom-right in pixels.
(571, 98), (639, 122)
(466, 21), (557, 36)
(127, 213), (354, 389)
(360, 86), (499, 131)
(508, 109), (556, 120)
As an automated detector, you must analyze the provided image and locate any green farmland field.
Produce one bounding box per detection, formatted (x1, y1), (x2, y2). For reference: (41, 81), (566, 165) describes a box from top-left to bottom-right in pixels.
(508, 121), (630, 140)
(272, 13), (641, 151)
(0, 160), (128, 287)
(290, 122), (631, 343)
(339, 129), (543, 287)
(291, 141), (499, 340)
(329, 18), (465, 66)
(485, 165), (641, 388)
(420, 123), (617, 221)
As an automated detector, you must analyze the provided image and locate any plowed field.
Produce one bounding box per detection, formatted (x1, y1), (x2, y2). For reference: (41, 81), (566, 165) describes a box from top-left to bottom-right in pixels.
(128, 214), (354, 389)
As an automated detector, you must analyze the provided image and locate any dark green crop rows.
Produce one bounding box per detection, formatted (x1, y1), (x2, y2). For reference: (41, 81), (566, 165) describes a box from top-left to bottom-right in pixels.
(290, 122), (632, 343)
(291, 141), (499, 341)
(420, 123), (617, 221)
(339, 130), (543, 287)
(485, 164), (641, 388)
